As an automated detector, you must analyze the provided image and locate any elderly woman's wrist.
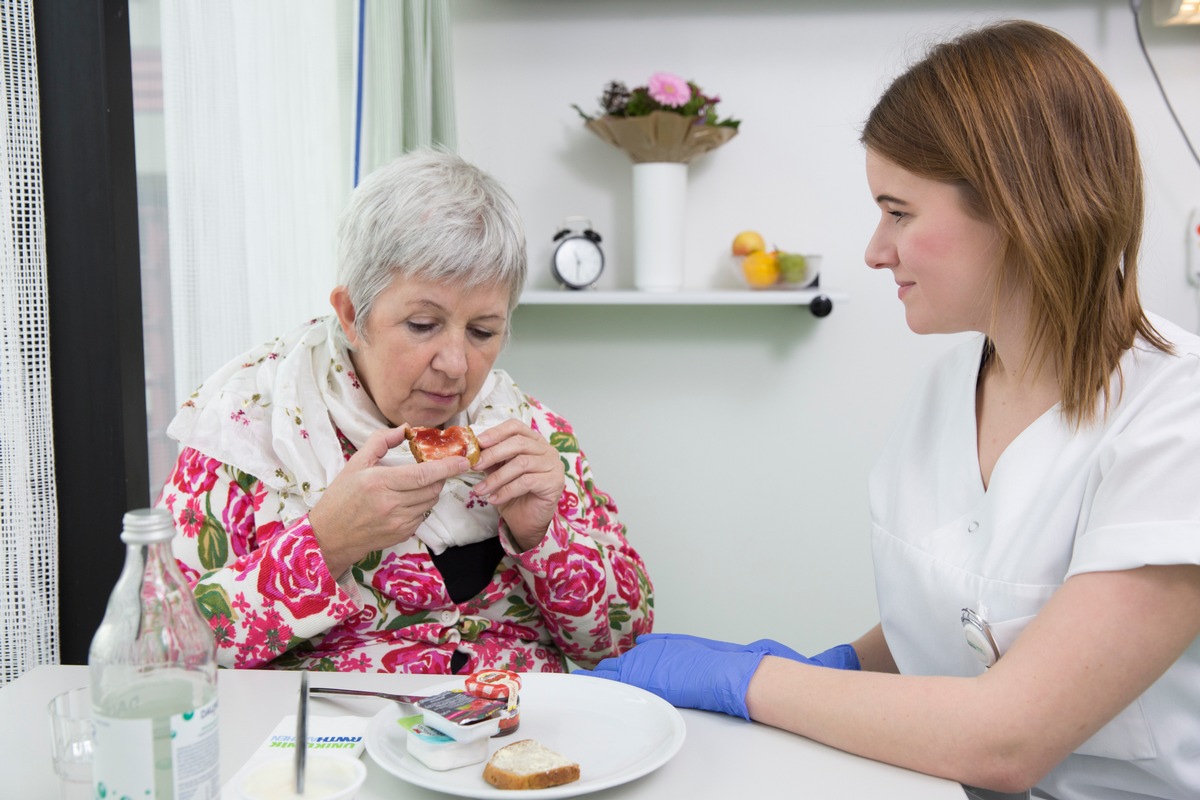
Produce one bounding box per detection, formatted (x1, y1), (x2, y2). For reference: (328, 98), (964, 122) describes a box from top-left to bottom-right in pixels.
(316, 542), (356, 579)
(508, 529), (539, 553)
(306, 512), (354, 577)
(503, 520), (551, 554)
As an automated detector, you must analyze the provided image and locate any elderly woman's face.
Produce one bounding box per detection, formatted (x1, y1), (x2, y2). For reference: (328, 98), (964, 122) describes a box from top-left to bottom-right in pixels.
(335, 275), (509, 428)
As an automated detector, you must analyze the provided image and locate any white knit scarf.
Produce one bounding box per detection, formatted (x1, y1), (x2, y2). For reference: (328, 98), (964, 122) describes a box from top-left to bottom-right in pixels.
(166, 316), (531, 554)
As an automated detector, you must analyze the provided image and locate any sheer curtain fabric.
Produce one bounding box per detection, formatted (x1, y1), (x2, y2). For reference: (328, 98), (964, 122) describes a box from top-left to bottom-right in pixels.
(159, 0), (352, 410)
(154, 0), (456, 481)
(358, 0), (457, 178)
(1, 0), (59, 685)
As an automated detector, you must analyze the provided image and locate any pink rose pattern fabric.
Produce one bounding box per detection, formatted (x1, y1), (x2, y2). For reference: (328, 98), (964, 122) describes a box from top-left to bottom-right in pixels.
(157, 395), (654, 673)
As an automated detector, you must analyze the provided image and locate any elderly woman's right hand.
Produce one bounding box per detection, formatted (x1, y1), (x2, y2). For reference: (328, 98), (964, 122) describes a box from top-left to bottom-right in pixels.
(308, 426), (469, 577)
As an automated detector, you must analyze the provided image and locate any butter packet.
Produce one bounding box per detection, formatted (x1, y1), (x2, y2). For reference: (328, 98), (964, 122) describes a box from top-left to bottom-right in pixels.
(221, 715), (368, 799)
(398, 714), (489, 771)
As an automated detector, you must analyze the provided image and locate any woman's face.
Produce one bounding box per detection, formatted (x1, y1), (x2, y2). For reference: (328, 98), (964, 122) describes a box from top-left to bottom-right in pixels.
(864, 150), (1005, 335)
(332, 275), (509, 428)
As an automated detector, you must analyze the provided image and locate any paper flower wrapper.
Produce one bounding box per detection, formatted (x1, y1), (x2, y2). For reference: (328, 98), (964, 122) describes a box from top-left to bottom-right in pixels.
(584, 110), (737, 164)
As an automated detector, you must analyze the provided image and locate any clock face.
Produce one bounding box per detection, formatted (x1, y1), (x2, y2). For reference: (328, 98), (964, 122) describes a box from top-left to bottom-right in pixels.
(553, 236), (604, 289)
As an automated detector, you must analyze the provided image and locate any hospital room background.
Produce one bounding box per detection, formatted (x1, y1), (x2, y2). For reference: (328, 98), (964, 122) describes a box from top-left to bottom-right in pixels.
(128, 0), (1199, 656)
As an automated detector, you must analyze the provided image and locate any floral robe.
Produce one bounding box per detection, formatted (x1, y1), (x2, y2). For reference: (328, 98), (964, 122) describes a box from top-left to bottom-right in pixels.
(155, 397), (653, 673)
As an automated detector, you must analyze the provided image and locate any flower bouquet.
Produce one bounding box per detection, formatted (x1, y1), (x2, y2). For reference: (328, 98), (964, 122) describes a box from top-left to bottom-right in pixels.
(572, 72), (739, 164)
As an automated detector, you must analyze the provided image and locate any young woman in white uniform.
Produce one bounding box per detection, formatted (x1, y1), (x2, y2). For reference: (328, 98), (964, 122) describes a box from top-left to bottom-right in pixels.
(576, 20), (1200, 800)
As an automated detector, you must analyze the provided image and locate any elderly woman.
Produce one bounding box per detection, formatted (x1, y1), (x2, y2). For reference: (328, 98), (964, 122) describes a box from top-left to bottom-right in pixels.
(156, 149), (653, 673)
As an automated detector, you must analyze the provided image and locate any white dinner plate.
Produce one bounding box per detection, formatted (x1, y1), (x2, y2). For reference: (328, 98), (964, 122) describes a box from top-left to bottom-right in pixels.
(365, 672), (686, 799)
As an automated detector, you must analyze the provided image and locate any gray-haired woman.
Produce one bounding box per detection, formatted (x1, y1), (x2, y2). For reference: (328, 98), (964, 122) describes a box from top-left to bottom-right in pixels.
(158, 149), (653, 674)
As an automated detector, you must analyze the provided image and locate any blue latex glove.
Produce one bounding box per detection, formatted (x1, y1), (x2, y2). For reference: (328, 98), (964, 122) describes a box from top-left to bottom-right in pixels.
(634, 633), (861, 670)
(574, 636), (767, 719)
(807, 643), (860, 670)
(575, 634), (860, 719)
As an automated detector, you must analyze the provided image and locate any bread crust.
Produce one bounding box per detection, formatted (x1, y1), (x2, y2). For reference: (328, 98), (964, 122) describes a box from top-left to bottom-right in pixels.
(461, 427), (481, 467)
(482, 739), (580, 790)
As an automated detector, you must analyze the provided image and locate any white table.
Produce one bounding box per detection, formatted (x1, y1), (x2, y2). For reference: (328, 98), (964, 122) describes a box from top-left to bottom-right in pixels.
(2, 665), (966, 799)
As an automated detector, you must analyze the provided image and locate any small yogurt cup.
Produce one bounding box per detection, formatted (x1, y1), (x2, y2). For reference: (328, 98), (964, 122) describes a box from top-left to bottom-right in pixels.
(237, 753), (367, 800)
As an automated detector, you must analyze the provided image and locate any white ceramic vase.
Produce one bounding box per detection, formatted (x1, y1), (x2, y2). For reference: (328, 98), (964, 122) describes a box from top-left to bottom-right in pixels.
(632, 162), (687, 291)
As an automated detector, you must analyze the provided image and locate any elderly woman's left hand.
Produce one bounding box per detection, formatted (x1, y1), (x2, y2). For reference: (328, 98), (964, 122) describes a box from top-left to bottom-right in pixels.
(472, 420), (565, 551)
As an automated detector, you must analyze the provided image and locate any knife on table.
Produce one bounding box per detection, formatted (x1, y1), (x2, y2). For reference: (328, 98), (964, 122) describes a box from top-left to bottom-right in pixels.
(295, 671), (309, 794)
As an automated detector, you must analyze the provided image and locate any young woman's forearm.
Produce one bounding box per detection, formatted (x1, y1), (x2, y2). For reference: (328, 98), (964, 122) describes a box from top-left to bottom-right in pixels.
(745, 658), (1042, 791)
(849, 623), (899, 674)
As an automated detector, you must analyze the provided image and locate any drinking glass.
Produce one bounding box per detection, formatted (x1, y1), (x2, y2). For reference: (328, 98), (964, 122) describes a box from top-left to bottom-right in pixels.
(47, 687), (93, 784)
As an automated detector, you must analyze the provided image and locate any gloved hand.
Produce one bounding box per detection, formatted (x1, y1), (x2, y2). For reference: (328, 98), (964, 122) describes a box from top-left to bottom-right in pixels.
(634, 633), (861, 671)
(574, 634), (860, 720)
(573, 636), (767, 719)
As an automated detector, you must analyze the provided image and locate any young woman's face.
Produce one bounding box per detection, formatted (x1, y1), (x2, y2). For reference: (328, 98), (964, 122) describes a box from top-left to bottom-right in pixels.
(333, 275), (509, 428)
(864, 150), (1005, 335)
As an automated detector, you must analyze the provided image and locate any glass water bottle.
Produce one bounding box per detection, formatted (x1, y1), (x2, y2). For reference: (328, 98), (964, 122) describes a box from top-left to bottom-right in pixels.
(88, 508), (220, 800)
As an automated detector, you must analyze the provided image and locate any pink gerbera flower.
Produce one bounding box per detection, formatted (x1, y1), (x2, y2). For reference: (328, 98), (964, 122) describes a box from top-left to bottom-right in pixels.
(647, 72), (691, 107)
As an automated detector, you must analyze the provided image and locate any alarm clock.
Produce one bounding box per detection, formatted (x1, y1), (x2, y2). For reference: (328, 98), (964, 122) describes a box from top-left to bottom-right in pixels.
(551, 216), (605, 290)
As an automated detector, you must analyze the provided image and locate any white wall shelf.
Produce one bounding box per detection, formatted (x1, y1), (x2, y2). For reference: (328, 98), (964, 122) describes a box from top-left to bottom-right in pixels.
(520, 288), (848, 316)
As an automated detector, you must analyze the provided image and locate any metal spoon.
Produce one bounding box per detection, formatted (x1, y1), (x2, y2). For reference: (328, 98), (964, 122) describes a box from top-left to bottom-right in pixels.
(295, 672), (308, 794)
(310, 686), (503, 726)
(308, 686), (430, 705)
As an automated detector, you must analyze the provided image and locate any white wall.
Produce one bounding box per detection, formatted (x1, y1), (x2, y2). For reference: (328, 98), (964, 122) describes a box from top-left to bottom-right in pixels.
(450, 0), (1200, 652)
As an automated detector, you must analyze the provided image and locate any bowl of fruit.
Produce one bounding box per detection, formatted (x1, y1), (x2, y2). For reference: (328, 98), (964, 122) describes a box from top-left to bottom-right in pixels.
(731, 230), (821, 290)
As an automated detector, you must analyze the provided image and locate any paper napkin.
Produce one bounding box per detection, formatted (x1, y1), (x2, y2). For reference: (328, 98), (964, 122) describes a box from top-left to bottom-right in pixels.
(221, 714), (369, 799)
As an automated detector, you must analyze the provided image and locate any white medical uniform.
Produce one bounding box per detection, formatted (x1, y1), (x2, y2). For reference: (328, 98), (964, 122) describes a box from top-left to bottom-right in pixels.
(870, 314), (1200, 800)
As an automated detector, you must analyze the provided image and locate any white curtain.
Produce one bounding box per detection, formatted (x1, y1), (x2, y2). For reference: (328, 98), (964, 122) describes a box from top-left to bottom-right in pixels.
(0, 0), (60, 685)
(157, 0), (456, 422)
(359, 0), (456, 178)
(159, 0), (352, 408)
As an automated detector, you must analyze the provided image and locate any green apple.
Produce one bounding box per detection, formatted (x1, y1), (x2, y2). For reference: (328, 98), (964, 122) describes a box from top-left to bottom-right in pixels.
(778, 252), (808, 284)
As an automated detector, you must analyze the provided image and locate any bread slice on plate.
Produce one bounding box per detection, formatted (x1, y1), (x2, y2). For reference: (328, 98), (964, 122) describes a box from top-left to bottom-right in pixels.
(482, 739), (580, 790)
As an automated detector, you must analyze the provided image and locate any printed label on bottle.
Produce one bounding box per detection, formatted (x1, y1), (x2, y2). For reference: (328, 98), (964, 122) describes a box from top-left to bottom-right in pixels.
(93, 696), (219, 800)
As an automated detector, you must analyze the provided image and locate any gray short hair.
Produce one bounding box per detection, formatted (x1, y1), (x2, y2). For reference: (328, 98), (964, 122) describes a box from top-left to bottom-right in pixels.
(336, 148), (527, 344)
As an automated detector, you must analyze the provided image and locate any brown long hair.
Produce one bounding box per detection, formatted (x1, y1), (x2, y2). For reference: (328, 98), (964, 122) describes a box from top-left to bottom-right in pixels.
(861, 20), (1169, 427)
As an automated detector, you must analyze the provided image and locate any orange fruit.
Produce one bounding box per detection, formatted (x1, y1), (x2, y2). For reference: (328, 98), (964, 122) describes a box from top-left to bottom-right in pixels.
(741, 250), (780, 288)
(731, 230), (766, 256)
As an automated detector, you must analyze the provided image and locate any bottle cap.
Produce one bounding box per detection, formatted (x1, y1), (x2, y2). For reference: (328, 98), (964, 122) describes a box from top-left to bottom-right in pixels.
(120, 508), (177, 544)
